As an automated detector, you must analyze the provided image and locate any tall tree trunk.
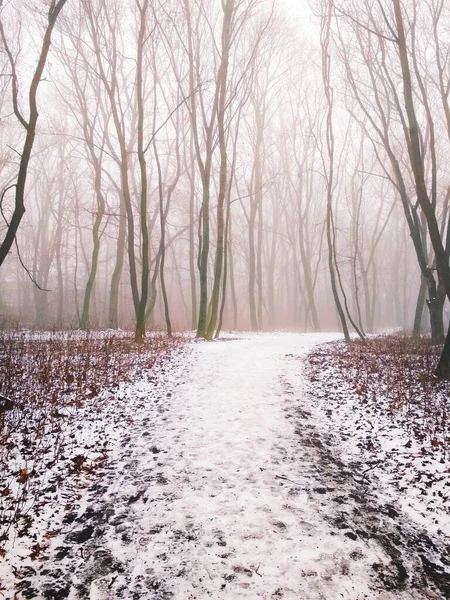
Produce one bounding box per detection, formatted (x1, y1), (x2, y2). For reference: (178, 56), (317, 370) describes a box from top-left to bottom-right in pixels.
(216, 185), (232, 338)
(248, 202), (259, 331)
(154, 145), (172, 337)
(256, 191), (264, 330)
(80, 166), (105, 329)
(206, 0), (233, 340)
(134, 0), (150, 343)
(228, 215), (238, 330)
(108, 204), (126, 329)
(321, 3), (350, 341)
(196, 176), (211, 337)
(187, 134), (198, 330)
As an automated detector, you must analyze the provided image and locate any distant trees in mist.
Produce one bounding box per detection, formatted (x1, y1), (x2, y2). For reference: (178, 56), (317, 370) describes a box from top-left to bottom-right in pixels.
(1, 0), (450, 369)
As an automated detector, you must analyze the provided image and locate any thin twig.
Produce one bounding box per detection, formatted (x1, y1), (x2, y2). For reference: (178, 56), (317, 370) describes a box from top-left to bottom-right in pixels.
(14, 238), (51, 292)
(275, 474), (303, 486)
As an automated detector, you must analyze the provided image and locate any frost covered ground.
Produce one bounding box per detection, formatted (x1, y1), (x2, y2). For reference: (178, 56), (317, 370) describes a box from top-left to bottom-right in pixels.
(307, 339), (449, 535)
(1, 332), (449, 599)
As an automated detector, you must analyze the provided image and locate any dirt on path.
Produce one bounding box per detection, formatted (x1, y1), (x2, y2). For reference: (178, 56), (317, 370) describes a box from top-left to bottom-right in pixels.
(13, 333), (450, 600)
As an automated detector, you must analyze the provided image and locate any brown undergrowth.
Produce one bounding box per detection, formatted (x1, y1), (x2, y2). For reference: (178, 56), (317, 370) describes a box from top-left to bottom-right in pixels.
(0, 330), (181, 554)
(308, 333), (449, 461)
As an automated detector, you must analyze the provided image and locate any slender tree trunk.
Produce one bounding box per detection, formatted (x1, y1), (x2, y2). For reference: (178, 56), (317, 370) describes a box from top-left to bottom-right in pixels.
(80, 168), (105, 329)
(134, 0), (150, 342)
(187, 135), (197, 329)
(205, 0), (233, 340)
(216, 187), (232, 338)
(108, 206), (126, 329)
(154, 146), (172, 337)
(54, 224), (64, 328)
(248, 203), (259, 331)
(321, 3), (350, 341)
(256, 191), (264, 330)
(196, 177), (212, 336)
(228, 215), (238, 329)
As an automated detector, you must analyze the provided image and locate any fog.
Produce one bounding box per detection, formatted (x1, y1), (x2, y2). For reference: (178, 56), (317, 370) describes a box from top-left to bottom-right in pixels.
(0, 0), (449, 341)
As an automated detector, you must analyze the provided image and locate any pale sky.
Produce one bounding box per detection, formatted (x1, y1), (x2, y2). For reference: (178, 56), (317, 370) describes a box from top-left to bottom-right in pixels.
(279, 0), (312, 19)
(277, 0), (319, 39)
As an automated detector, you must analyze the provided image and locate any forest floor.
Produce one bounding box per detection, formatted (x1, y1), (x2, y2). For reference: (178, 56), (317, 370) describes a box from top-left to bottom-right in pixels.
(1, 332), (450, 599)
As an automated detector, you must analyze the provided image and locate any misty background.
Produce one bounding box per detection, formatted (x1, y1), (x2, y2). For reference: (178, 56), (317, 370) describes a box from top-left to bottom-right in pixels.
(0, 0), (448, 339)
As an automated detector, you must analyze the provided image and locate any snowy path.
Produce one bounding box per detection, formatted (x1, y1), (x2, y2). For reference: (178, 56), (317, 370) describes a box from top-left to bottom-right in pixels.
(17, 333), (449, 599)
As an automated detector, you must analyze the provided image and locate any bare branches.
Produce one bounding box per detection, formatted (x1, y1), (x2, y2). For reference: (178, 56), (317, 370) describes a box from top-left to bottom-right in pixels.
(143, 87), (199, 153)
(14, 237), (51, 292)
(0, 184), (50, 291)
(0, 18), (28, 129)
(0, 0), (69, 268)
(331, 1), (397, 44)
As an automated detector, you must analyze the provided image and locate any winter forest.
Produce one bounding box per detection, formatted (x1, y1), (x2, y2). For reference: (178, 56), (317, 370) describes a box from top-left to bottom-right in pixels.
(1, 0), (450, 598)
(1, 0), (448, 347)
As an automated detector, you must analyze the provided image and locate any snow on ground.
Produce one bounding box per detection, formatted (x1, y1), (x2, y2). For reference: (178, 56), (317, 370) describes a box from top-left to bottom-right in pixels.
(305, 342), (450, 537)
(2, 332), (450, 599)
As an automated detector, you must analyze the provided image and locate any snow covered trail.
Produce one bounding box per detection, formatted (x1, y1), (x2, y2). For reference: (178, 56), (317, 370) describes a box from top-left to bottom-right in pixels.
(17, 333), (449, 599)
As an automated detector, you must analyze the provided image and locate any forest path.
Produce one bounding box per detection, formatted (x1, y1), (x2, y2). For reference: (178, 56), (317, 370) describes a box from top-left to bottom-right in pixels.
(25, 333), (448, 599)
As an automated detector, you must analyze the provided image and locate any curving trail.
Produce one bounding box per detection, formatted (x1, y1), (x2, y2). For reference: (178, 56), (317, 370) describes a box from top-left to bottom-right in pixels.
(20, 333), (449, 599)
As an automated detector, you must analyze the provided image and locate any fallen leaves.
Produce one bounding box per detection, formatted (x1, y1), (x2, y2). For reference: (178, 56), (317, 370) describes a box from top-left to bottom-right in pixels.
(0, 329), (182, 585)
(29, 543), (45, 560)
(354, 383), (367, 396)
(69, 454), (86, 473)
(17, 469), (28, 484)
(306, 334), (450, 530)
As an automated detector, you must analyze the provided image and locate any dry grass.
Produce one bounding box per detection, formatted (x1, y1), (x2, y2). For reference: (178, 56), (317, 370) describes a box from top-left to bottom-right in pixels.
(0, 330), (182, 550)
(308, 333), (449, 460)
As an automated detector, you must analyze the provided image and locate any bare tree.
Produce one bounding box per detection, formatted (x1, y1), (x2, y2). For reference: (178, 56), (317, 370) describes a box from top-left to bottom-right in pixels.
(319, 0), (350, 341)
(0, 0), (68, 267)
